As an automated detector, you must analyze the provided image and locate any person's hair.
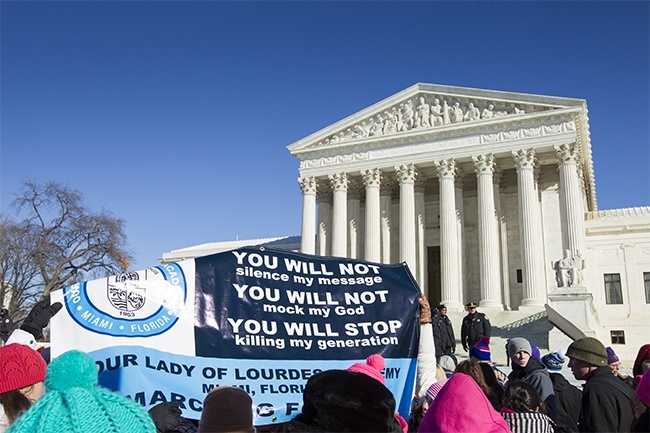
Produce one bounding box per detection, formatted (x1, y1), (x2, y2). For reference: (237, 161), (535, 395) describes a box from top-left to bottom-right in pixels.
(0, 388), (32, 423)
(503, 380), (548, 415)
(455, 359), (493, 399)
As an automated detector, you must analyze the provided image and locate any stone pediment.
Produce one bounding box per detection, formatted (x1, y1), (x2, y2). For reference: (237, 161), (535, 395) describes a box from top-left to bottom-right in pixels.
(288, 83), (586, 154)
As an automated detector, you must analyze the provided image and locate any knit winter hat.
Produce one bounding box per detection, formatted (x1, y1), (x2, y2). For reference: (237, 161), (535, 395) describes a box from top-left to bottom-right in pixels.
(425, 379), (448, 401)
(0, 343), (47, 394)
(637, 370), (650, 407)
(531, 344), (541, 360)
(507, 338), (532, 359)
(633, 344), (650, 377)
(296, 369), (402, 432)
(198, 386), (254, 433)
(606, 347), (620, 364)
(470, 336), (491, 361)
(566, 337), (608, 367)
(541, 352), (566, 371)
(5, 350), (156, 433)
(346, 354), (385, 385)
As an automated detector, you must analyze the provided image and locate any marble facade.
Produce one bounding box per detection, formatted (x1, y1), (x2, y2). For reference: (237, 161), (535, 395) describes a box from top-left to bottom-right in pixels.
(162, 83), (649, 361)
(289, 84), (595, 311)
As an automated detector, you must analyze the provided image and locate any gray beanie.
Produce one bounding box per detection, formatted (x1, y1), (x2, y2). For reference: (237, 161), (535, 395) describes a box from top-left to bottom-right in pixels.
(507, 337), (532, 359)
(566, 337), (608, 367)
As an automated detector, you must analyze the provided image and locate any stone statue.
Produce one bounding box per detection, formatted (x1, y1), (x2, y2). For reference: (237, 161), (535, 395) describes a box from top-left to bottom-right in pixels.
(451, 102), (464, 123)
(481, 104), (495, 119)
(415, 96), (432, 128)
(464, 102), (480, 121)
(383, 112), (397, 135)
(430, 98), (444, 126)
(369, 115), (384, 136)
(554, 249), (584, 287)
(398, 102), (414, 131)
(442, 100), (451, 125)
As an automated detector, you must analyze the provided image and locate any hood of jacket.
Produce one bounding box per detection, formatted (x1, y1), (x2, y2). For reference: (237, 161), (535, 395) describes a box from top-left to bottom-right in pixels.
(418, 373), (512, 433)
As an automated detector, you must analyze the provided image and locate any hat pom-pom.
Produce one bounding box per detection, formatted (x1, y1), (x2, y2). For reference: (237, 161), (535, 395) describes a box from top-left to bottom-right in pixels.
(480, 336), (490, 345)
(366, 354), (385, 372)
(46, 350), (98, 392)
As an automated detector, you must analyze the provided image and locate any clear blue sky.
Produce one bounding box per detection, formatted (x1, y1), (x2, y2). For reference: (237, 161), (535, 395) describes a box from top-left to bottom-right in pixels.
(2, 1), (648, 270)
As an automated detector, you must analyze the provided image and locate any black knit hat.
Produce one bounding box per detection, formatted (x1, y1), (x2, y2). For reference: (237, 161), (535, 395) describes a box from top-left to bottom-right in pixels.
(566, 337), (608, 366)
(294, 369), (402, 433)
(199, 386), (255, 433)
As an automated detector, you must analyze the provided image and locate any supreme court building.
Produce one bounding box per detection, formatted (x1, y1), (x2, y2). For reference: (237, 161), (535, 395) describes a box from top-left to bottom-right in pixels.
(164, 83), (649, 358)
(287, 83), (650, 351)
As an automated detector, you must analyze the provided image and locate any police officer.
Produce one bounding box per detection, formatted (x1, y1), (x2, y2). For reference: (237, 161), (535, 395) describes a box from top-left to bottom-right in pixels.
(432, 304), (456, 362)
(461, 302), (491, 352)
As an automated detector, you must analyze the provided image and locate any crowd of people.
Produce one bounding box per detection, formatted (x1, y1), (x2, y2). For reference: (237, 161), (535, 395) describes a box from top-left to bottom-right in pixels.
(0, 296), (648, 432)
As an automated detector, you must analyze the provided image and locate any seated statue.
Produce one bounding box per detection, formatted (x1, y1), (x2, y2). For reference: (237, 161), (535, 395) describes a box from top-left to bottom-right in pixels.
(554, 249), (584, 287)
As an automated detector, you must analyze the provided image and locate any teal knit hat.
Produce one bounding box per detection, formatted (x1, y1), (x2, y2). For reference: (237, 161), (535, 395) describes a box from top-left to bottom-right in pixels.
(6, 350), (156, 433)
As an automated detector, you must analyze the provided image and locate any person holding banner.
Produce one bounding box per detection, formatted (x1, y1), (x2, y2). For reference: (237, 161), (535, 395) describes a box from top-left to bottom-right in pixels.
(0, 297), (62, 432)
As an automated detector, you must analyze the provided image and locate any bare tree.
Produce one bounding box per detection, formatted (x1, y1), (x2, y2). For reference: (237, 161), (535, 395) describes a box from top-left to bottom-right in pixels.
(0, 180), (133, 323)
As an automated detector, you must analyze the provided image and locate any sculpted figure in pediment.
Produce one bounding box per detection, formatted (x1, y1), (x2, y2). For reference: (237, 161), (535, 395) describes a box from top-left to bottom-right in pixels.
(415, 96), (432, 128)
(451, 102), (464, 123)
(369, 115), (384, 136)
(430, 98), (444, 126)
(352, 121), (369, 139)
(442, 100), (451, 125)
(481, 104), (495, 119)
(398, 101), (414, 132)
(383, 111), (398, 135)
(464, 102), (480, 122)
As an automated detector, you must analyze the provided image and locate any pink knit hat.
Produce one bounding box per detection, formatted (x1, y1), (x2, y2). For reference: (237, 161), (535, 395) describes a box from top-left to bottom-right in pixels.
(637, 370), (650, 407)
(0, 343), (47, 393)
(347, 354), (385, 384)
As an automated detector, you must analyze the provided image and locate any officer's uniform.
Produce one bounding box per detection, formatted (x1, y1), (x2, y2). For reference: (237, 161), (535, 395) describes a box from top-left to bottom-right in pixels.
(461, 302), (491, 351)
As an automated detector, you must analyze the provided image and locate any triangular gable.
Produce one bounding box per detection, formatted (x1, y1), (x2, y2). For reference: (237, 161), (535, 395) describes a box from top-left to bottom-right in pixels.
(287, 83), (585, 154)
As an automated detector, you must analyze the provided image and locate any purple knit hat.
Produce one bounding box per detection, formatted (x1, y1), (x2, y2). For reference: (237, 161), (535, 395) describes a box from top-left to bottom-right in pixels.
(606, 347), (620, 364)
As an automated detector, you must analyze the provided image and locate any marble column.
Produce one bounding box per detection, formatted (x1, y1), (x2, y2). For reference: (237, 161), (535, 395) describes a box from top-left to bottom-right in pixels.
(347, 179), (362, 259)
(512, 149), (546, 307)
(316, 181), (332, 257)
(380, 179), (393, 264)
(362, 168), (381, 263)
(298, 176), (317, 255)
(494, 167), (511, 310)
(473, 154), (503, 309)
(555, 142), (587, 257)
(454, 170), (466, 300)
(395, 164), (417, 277)
(436, 159), (462, 310)
(329, 173), (349, 258)
(415, 177), (427, 289)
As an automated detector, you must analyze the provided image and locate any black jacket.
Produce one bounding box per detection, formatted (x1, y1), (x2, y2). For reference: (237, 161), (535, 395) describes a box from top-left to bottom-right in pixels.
(461, 311), (491, 350)
(508, 357), (557, 422)
(579, 366), (634, 433)
(549, 372), (582, 432)
(432, 313), (456, 357)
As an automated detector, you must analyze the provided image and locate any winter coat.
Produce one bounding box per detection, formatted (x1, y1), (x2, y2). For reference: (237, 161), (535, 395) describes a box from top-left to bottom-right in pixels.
(508, 357), (557, 421)
(432, 314), (455, 357)
(500, 408), (555, 433)
(418, 373), (512, 433)
(461, 312), (491, 350)
(579, 366), (634, 433)
(548, 373), (581, 433)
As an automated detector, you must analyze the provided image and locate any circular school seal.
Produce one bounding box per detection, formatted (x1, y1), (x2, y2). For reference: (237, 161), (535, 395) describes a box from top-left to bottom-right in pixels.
(63, 263), (187, 337)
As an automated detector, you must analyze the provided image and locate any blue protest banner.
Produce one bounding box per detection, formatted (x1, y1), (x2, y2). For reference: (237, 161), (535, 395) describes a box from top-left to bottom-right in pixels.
(52, 247), (421, 425)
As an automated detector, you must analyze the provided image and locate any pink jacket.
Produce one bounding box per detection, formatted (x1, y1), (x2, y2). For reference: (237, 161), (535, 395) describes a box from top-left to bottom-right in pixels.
(418, 373), (512, 433)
